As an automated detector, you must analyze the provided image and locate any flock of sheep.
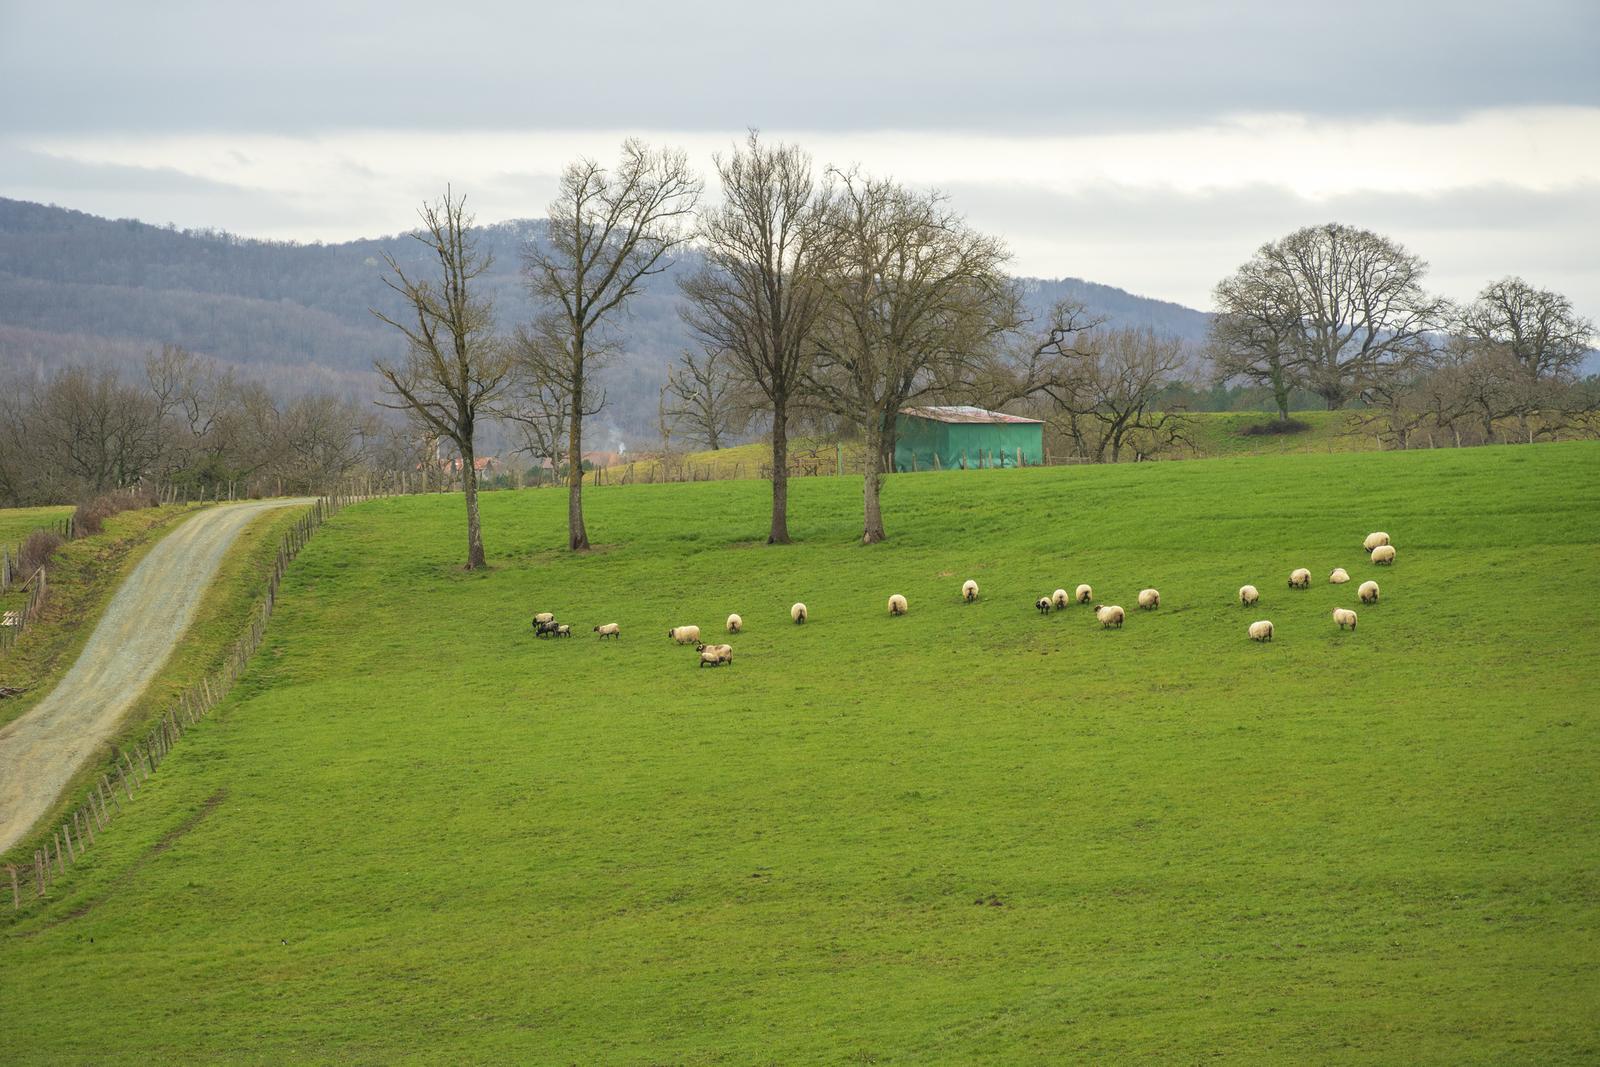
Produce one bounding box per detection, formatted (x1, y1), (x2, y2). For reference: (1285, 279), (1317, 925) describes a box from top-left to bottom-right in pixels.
(531, 531), (1398, 666)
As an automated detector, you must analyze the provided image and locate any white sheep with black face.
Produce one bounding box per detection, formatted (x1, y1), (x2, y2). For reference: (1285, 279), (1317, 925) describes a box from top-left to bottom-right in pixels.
(1052, 588), (1071, 609)
(888, 594), (908, 616)
(1370, 545), (1396, 565)
(962, 580), (979, 603)
(791, 602), (808, 624)
(593, 623), (620, 639)
(1094, 604), (1125, 629)
(1075, 584), (1093, 605)
(1332, 608), (1358, 631)
(1329, 568), (1351, 584)
(1289, 568), (1311, 589)
(668, 625), (702, 644)
(1249, 620), (1274, 642)
(1239, 584), (1260, 607)
(1359, 581), (1380, 604)
(726, 613), (743, 633)
(1138, 588), (1160, 610)
(1363, 532), (1390, 551)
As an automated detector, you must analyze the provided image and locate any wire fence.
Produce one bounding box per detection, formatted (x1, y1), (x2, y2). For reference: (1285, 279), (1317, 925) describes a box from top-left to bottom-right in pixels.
(4, 493), (371, 912)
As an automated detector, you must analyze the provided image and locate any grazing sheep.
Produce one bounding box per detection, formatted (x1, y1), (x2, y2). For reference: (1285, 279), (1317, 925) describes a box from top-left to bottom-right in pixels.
(1094, 604), (1125, 628)
(1248, 620), (1274, 642)
(1329, 567), (1351, 584)
(668, 625), (702, 644)
(1289, 568), (1311, 589)
(1036, 596), (1052, 615)
(962, 579), (979, 603)
(694, 643), (732, 668)
(593, 623), (621, 639)
(535, 619), (561, 638)
(1359, 580), (1380, 604)
(1371, 544), (1396, 565)
(555, 624), (572, 638)
(1138, 588), (1160, 610)
(1332, 607), (1358, 631)
(533, 612), (555, 625)
(695, 642), (734, 666)
(726, 613), (743, 633)
(1363, 532), (1391, 551)
(791, 602), (808, 624)
(888, 594), (909, 616)
(1052, 588), (1071, 610)
(1075, 584), (1093, 604)
(1239, 584), (1260, 607)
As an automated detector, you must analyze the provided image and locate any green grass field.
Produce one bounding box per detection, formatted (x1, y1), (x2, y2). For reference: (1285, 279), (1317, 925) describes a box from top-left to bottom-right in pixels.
(3, 444), (1598, 1063)
(0, 505), (74, 550)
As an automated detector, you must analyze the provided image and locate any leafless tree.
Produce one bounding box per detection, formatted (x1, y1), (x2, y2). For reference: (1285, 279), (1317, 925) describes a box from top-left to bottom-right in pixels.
(1459, 277), (1596, 382)
(1031, 327), (1191, 462)
(806, 171), (1019, 543)
(524, 139), (701, 550)
(371, 188), (509, 569)
(678, 132), (832, 542)
(1208, 256), (1305, 422)
(662, 348), (749, 450)
(497, 361), (570, 485)
(1227, 223), (1446, 410)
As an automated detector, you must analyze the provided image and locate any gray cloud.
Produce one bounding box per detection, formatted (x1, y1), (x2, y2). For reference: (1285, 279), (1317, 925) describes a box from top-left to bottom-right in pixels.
(1, 0), (1596, 135)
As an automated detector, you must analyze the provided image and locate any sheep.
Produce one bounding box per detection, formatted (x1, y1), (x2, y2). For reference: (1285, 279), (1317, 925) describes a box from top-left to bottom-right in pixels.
(668, 625), (702, 644)
(1094, 604), (1125, 628)
(1332, 607), (1358, 631)
(1370, 544), (1396, 565)
(1137, 588), (1160, 610)
(534, 619), (561, 639)
(555, 623), (572, 638)
(695, 642), (734, 667)
(593, 622), (621, 639)
(1052, 588), (1071, 610)
(1359, 580), (1380, 604)
(962, 579), (979, 603)
(791, 602), (808, 624)
(1075, 584), (1093, 604)
(1288, 568), (1311, 589)
(1035, 596), (1052, 615)
(888, 594), (909, 616)
(1329, 567), (1351, 584)
(1248, 620), (1274, 642)
(533, 612), (555, 625)
(1363, 531), (1391, 551)
(1239, 584), (1260, 607)
(726, 613), (743, 633)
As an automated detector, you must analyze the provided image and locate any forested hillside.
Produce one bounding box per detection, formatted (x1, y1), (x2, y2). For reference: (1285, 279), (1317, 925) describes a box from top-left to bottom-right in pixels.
(0, 198), (1211, 443)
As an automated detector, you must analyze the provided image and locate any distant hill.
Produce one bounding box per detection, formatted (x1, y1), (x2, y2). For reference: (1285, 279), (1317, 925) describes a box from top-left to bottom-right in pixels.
(0, 197), (1213, 444)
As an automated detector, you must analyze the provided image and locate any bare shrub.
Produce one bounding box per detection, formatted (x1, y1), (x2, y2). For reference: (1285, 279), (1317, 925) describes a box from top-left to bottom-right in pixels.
(17, 530), (64, 573)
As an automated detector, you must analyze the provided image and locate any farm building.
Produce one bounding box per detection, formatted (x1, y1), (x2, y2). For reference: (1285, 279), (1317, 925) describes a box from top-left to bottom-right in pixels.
(894, 406), (1044, 471)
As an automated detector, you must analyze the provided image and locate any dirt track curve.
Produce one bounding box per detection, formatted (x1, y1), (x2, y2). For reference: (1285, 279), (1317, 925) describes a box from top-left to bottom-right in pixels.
(0, 499), (310, 855)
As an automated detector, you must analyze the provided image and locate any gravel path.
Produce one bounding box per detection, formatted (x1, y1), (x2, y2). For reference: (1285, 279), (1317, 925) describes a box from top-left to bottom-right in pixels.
(0, 499), (310, 854)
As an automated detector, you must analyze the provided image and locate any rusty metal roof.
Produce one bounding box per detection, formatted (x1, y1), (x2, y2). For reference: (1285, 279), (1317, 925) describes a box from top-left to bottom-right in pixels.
(898, 405), (1043, 425)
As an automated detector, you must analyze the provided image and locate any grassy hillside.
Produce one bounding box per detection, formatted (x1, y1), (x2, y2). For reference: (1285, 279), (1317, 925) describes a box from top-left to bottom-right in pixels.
(3, 445), (1598, 1063)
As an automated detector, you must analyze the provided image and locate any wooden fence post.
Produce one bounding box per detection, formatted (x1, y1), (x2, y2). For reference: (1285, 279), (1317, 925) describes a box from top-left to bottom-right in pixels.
(34, 852), (45, 895)
(7, 864), (18, 910)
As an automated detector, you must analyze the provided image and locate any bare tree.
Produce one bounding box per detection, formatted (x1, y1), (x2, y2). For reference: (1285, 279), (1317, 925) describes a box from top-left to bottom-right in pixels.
(524, 139), (701, 550)
(1209, 256), (1304, 422)
(662, 348), (749, 450)
(806, 171), (1019, 543)
(1032, 327), (1191, 462)
(1228, 223), (1446, 410)
(678, 132), (832, 543)
(497, 360), (570, 485)
(372, 188), (509, 570)
(1459, 277), (1596, 382)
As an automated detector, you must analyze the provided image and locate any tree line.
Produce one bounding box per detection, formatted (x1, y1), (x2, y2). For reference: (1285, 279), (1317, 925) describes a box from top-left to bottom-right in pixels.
(0, 346), (406, 506)
(378, 134), (1596, 569)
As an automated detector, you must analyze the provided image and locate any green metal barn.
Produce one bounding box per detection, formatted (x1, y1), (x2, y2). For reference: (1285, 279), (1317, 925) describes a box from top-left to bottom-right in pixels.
(894, 406), (1044, 472)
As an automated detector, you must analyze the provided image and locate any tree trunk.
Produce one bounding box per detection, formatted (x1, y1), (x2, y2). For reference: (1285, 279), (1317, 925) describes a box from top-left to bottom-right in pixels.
(460, 442), (486, 570)
(567, 389), (589, 551)
(768, 392), (791, 544)
(861, 430), (886, 545)
(1272, 376), (1290, 423)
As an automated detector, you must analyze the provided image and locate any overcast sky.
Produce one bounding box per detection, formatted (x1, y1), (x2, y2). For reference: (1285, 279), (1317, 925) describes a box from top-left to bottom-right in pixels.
(2, 0), (1597, 316)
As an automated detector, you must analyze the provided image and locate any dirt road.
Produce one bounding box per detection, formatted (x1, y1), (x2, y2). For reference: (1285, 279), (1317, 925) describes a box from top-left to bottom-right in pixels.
(0, 499), (310, 855)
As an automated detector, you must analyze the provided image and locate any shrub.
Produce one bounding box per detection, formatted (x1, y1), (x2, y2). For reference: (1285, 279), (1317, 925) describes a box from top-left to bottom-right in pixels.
(17, 530), (64, 574)
(72, 488), (158, 536)
(1237, 417), (1312, 437)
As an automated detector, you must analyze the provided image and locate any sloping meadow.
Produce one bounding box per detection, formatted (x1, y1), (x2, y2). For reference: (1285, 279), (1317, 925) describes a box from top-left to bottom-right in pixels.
(3, 444), (1598, 1063)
